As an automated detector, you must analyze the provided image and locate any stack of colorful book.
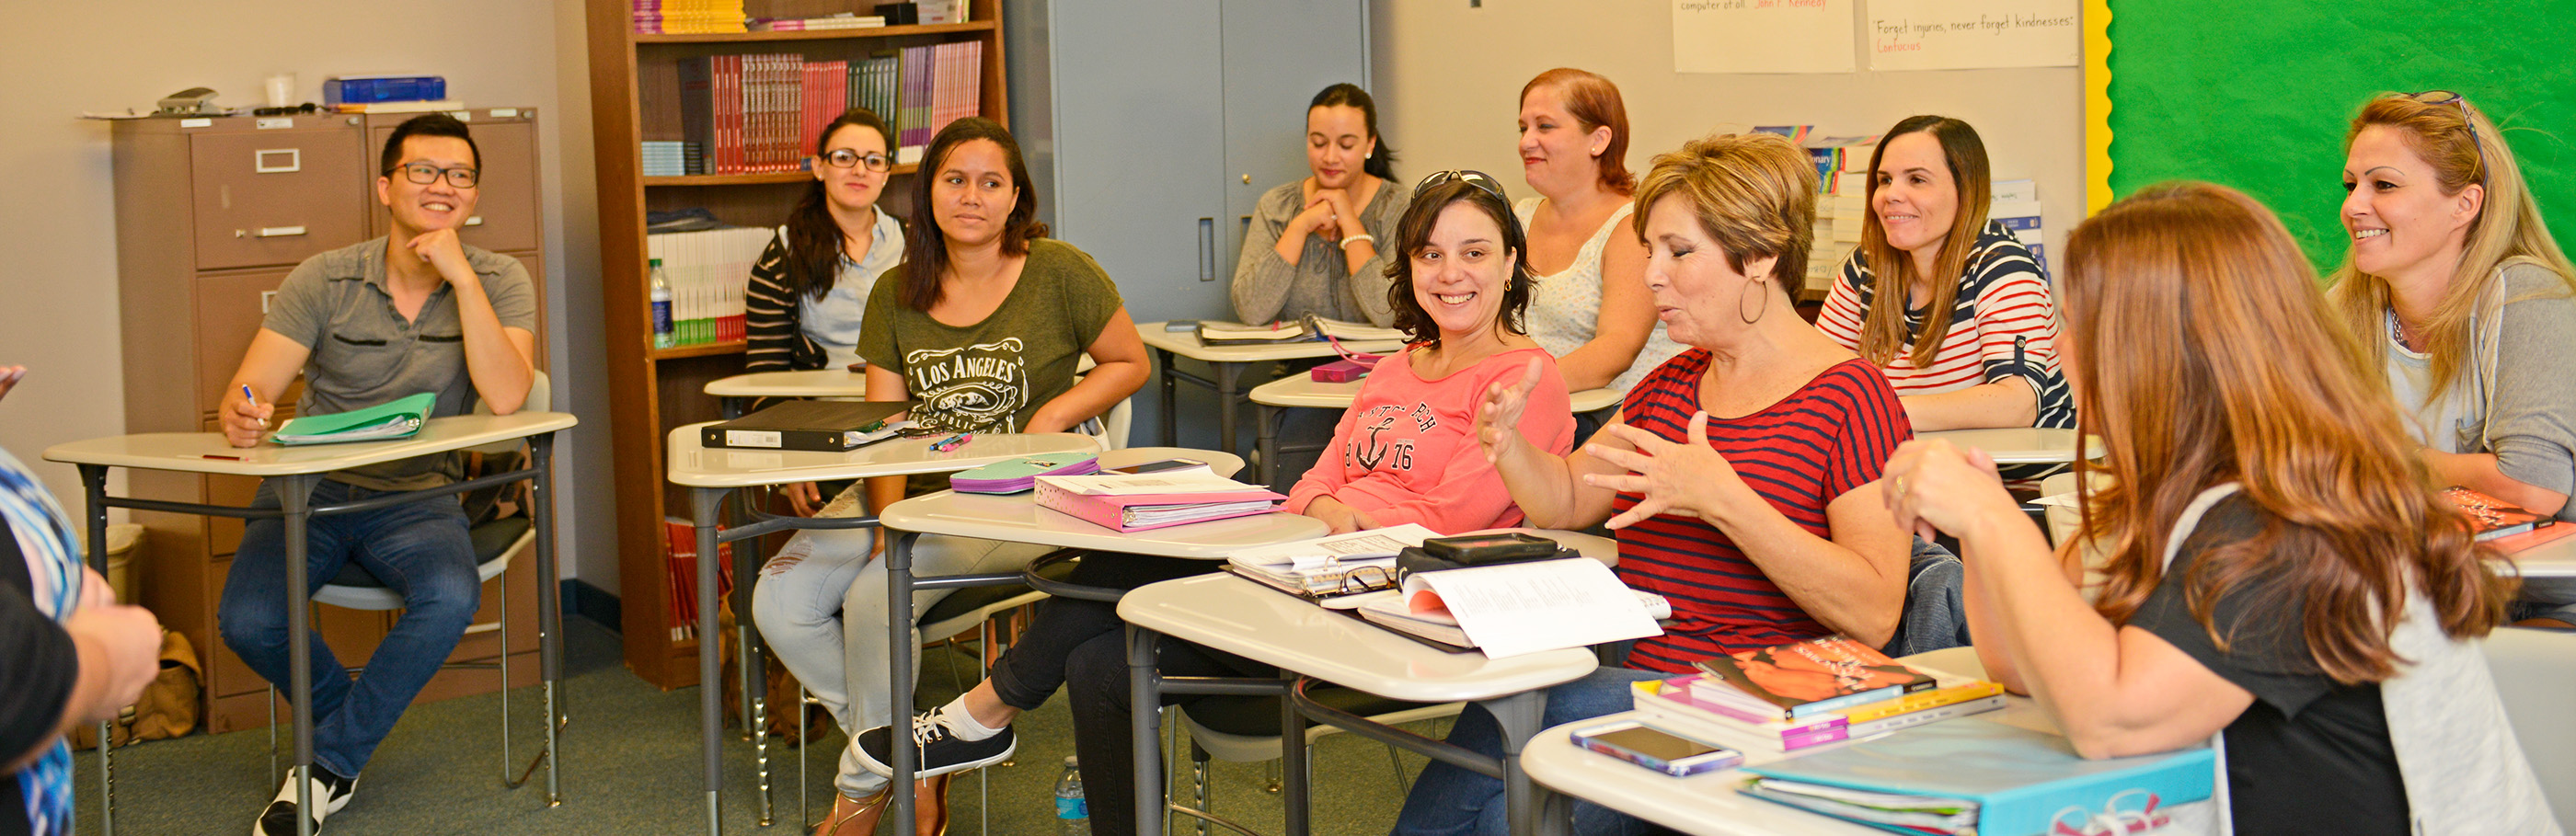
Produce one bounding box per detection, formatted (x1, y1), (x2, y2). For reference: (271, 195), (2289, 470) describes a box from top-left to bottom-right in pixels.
(646, 225), (768, 346)
(660, 518), (735, 642)
(662, 47), (978, 175)
(632, 0), (747, 33)
(1628, 636), (2005, 754)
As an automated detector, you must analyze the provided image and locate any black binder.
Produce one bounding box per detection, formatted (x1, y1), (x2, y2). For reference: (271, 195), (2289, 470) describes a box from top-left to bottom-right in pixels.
(700, 400), (917, 452)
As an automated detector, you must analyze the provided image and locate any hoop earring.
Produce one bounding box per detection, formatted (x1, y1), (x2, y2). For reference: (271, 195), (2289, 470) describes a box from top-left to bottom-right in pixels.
(1738, 278), (1767, 324)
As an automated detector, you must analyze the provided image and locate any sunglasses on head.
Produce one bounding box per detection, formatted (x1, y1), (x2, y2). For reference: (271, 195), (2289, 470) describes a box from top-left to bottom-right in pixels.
(1414, 169), (1510, 205)
(2405, 90), (2486, 181)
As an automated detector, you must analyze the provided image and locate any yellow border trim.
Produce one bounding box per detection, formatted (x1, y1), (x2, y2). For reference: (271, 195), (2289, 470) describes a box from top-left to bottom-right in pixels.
(2083, 0), (2113, 213)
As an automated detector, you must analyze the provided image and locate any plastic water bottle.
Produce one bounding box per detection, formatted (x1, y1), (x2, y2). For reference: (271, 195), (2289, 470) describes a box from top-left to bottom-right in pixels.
(1053, 756), (1088, 834)
(649, 258), (674, 349)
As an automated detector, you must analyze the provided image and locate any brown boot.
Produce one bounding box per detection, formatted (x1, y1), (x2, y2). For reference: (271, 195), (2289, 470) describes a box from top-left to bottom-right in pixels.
(914, 773), (952, 836)
(811, 787), (890, 836)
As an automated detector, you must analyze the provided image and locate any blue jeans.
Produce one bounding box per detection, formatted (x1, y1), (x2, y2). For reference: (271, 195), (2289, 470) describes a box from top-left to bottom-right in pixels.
(1391, 667), (1670, 836)
(219, 478), (481, 778)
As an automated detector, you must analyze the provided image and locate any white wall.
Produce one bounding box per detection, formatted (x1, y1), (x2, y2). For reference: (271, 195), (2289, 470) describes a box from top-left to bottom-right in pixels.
(0, 0), (614, 590)
(1368, 1), (2083, 273)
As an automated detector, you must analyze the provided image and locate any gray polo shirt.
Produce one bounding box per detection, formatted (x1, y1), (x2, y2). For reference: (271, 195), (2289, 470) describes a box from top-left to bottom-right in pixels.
(262, 237), (537, 491)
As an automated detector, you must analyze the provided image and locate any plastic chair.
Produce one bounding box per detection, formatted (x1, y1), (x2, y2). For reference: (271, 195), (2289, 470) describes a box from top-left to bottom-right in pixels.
(2481, 626), (2576, 831)
(1074, 355), (1133, 450)
(266, 372), (557, 791)
(1167, 689), (1463, 836)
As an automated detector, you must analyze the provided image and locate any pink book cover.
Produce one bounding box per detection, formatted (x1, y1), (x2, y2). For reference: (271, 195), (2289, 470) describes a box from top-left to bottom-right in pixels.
(1647, 676), (1848, 736)
(1032, 480), (1284, 533)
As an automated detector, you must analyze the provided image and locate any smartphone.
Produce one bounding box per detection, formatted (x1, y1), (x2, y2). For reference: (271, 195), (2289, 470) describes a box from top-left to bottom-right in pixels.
(1164, 320), (1203, 332)
(1422, 533), (1558, 566)
(1110, 457), (1209, 475)
(1569, 721), (1743, 777)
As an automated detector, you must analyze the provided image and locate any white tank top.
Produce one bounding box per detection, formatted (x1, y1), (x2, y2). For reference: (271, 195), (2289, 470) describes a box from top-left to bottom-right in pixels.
(1514, 197), (1687, 395)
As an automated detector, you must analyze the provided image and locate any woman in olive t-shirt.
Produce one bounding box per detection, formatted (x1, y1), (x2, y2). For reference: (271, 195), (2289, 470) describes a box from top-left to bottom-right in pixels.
(752, 118), (1149, 836)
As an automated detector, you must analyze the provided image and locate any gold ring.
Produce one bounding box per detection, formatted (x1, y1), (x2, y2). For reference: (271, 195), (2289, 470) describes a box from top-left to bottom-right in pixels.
(1893, 475), (1909, 495)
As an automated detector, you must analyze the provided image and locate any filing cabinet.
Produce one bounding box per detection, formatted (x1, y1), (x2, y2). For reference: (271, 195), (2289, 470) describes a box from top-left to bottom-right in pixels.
(109, 109), (548, 732)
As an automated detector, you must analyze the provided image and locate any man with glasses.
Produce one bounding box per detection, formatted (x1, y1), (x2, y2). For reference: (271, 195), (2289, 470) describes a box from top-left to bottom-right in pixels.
(213, 112), (537, 836)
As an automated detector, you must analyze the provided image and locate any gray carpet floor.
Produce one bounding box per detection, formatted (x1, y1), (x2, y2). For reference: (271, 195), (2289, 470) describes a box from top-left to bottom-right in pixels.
(72, 615), (1447, 835)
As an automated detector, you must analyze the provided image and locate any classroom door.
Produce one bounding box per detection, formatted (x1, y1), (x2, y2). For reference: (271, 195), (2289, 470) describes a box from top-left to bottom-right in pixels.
(1219, 0), (1372, 281)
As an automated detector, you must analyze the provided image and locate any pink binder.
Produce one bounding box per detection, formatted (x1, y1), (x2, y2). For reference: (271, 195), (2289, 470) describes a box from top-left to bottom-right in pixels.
(1032, 480), (1285, 533)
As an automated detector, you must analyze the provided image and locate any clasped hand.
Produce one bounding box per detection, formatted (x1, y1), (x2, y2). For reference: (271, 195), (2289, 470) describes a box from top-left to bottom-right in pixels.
(1880, 438), (2018, 544)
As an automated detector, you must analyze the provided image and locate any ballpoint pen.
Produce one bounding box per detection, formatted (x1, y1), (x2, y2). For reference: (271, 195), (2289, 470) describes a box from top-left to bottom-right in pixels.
(241, 384), (268, 429)
(929, 432), (972, 452)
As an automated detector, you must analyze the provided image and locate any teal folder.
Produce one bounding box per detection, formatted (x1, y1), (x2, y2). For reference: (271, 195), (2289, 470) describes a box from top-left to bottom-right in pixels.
(1741, 716), (2215, 836)
(269, 392), (438, 446)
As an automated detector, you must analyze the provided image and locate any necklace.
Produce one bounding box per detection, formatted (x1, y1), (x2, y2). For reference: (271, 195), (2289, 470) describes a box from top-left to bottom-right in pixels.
(2387, 308), (2425, 351)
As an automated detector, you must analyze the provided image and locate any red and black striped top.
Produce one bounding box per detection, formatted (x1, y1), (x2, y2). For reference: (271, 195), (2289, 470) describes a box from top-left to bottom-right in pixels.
(1611, 350), (1912, 674)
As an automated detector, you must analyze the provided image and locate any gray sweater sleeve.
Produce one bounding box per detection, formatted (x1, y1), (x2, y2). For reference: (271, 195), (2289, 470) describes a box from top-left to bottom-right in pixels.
(1341, 182), (1407, 328)
(2487, 264), (2576, 520)
(1230, 183), (1312, 325)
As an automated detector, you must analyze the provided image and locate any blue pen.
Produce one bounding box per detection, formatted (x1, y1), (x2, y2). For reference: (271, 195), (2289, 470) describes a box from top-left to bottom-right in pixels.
(241, 384), (268, 429)
(930, 432), (972, 452)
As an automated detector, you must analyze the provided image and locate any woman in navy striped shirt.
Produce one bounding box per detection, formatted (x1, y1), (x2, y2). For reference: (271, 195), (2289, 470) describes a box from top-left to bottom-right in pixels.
(1394, 132), (1914, 836)
(1817, 116), (2074, 446)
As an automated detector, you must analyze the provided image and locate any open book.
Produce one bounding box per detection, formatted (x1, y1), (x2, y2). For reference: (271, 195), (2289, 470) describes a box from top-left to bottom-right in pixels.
(1356, 557), (1662, 658)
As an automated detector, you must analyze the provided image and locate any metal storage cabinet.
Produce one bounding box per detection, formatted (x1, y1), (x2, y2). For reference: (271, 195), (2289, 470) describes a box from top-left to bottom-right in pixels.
(108, 109), (549, 733)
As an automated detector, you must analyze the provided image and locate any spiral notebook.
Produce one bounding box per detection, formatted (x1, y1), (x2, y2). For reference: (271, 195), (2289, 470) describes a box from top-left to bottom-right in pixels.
(269, 392), (437, 446)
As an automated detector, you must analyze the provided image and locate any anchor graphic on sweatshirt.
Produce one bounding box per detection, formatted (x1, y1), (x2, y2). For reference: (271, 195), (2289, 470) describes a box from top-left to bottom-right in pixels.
(1352, 415), (1398, 470)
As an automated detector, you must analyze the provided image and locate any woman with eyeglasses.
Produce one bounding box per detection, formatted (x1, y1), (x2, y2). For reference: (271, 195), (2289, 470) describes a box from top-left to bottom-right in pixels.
(744, 108), (907, 514)
(2324, 93), (2576, 566)
(1884, 181), (2549, 834)
(846, 171), (1576, 836)
(1230, 83), (1407, 327)
(1512, 69), (1682, 404)
(1816, 117), (2074, 454)
(1397, 132), (1913, 836)
(752, 116), (1150, 836)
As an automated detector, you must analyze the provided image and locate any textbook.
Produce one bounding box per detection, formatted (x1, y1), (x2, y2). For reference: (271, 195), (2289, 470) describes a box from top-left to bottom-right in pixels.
(269, 392), (436, 445)
(2445, 486), (2557, 542)
(1693, 636), (1939, 720)
(700, 400), (916, 452)
(948, 453), (1099, 494)
(1354, 557), (1662, 658)
(1740, 717), (2215, 836)
(1193, 318), (1406, 346)
(1629, 674), (2006, 754)
(1031, 472), (1282, 532)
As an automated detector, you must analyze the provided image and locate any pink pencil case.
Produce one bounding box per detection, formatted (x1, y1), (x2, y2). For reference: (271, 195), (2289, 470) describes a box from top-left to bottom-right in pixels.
(1310, 356), (1378, 383)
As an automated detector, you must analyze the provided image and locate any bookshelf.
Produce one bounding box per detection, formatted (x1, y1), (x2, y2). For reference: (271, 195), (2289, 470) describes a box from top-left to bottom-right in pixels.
(584, 0), (1010, 688)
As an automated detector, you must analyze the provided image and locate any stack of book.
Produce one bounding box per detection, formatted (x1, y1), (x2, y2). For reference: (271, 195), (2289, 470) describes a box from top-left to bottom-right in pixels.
(750, 13), (885, 30)
(664, 47), (980, 175)
(1627, 636), (2004, 754)
(1194, 318), (1405, 346)
(646, 226), (769, 346)
(632, 0), (747, 33)
(1033, 471), (1284, 533)
(660, 518), (736, 642)
(641, 141), (703, 177)
(1738, 717), (2214, 835)
(1225, 524), (1437, 599)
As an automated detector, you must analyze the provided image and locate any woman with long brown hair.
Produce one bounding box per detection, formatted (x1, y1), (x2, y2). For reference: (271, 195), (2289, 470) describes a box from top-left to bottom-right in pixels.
(2326, 92), (2576, 528)
(1885, 182), (2548, 833)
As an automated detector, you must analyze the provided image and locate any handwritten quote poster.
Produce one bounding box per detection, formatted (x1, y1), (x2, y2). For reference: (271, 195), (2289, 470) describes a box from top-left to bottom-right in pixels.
(1867, 0), (2079, 71)
(1672, 0), (1857, 74)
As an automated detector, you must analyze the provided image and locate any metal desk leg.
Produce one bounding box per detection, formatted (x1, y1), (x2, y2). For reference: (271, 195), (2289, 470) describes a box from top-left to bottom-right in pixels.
(1480, 690), (1552, 836)
(887, 531), (923, 836)
(1156, 349), (1179, 446)
(276, 474), (321, 836)
(77, 464), (112, 836)
(1278, 672), (1308, 836)
(528, 433), (565, 807)
(693, 488), (726, 835)
(1128, 624), (1165, 836)
(1213, 361), (1248, 458)
(736, 513), (774, 825)
(1254, 404), (1282, 490)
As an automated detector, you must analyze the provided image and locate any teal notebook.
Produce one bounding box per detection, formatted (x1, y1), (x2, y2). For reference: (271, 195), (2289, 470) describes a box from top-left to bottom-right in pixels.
(1740, 716), (2214, 836)
(269, 392), (438, 446)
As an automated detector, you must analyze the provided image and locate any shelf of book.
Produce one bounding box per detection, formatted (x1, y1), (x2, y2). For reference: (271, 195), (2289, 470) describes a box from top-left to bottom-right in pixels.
(587, 0), (1010, 688)
(633, 19), (995, 43)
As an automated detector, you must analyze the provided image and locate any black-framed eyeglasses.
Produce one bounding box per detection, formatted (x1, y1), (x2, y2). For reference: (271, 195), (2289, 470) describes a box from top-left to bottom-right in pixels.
(820, 149), (893, 172)
(1415, 169), (1510, 205)
(387, 162), (478, 189)
(1337, 565), (1401, 597)
(2406, 90), (2485, 180)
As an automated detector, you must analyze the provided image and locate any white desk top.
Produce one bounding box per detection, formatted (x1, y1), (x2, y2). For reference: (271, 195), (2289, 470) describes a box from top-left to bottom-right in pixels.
(1920, 428), (2101, 465)
(876, 447), (1322, 558)
(1248, 374), (1622, 415)
(664, 424), (1099, 488)
(1136, 321), (1408, 363)
(704, 370), (871, 398)
(1118, 571), (1598, 704)
(42, 412), (578, 476)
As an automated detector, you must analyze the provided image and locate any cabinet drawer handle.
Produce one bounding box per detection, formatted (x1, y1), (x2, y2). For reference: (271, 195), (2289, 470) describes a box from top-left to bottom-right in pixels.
(246, 226), (307, 238)
(260, 291), (277, 314)
(466, 215), (485, 227)
(254, 149), (301, 174)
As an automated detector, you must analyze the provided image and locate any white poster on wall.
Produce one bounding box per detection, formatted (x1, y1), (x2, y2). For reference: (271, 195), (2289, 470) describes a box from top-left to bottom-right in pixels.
(1672, 0), (1857, 74)
(1866, 0), (2079, 71)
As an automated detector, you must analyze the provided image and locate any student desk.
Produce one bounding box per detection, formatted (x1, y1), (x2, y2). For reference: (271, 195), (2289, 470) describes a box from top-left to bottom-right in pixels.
(664, 428), (1101, 832)
(44, 411), (579, 836)
(1919, 427), (2102, 465)
(703, 369), (872, 418)
(1245, 375), (1625, 487)
(1133, 321), (1407, 456)
(1115, 529), (1619, 836)
(869, 453), (1322, 834)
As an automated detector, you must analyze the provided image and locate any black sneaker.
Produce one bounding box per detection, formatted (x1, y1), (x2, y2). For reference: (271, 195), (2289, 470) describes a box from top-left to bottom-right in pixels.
(254, 764), (356, 836)
(853, 711), (1016, 779)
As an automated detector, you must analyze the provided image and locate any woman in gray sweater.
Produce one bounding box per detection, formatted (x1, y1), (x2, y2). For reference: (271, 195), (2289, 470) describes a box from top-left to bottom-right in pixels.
(1229, 83), (1408, 326)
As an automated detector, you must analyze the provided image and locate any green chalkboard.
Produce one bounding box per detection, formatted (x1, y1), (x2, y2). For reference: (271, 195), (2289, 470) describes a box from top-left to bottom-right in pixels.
(2107, 1), (2576, 270)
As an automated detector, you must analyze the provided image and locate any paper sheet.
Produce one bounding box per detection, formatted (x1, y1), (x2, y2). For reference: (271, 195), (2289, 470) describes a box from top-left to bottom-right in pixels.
(1864, 0), (2079, 71)
(1229, 523), (1437, 568)
(1408, 558), (1662, 658)
(1671, 0), (1857, 74)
